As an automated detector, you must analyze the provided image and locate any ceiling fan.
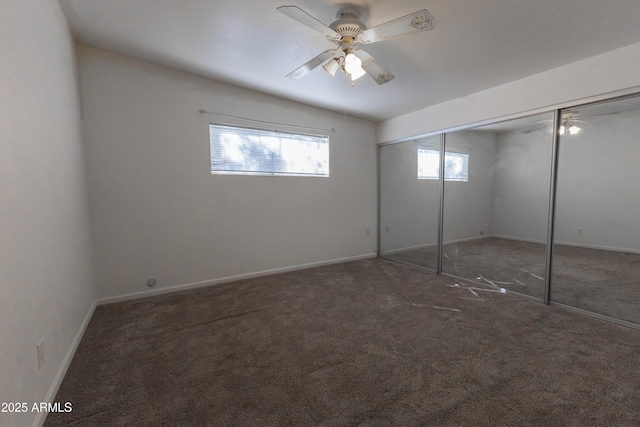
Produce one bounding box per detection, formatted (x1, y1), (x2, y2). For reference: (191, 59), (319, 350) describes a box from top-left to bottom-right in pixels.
(524, 110), (619, 135)
(558, 110), (595, 135)
(277, 5), (434, 85)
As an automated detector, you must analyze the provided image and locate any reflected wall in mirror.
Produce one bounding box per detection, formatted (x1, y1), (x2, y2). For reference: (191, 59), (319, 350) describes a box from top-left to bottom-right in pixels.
(441, 113), (554, 299)
(552, 97), (640, 324)
(379, 136), (440, 270)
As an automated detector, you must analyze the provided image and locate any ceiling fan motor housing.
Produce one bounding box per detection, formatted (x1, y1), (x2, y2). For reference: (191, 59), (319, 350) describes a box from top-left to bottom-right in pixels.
(330, 8), (366, 39)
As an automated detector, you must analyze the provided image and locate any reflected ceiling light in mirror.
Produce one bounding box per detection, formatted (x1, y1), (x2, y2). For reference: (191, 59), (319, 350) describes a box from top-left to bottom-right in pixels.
(559, 124), (581, 135)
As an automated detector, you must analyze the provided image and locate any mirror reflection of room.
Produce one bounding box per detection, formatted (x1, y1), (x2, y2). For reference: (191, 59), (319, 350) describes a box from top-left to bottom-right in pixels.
(379, 97), (640, 328)
(380, 112), (555, 299)
(552, 97), (640, 324)
(441, 114), (553, 300)
(379, 136), (440, 271)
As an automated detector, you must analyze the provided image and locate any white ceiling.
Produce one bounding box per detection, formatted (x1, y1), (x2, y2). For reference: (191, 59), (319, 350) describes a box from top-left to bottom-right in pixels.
(57, 0), (640, 122)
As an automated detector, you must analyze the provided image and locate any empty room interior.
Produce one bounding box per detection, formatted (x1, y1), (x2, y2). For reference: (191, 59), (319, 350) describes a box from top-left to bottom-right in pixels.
(3, 0), (640, 426)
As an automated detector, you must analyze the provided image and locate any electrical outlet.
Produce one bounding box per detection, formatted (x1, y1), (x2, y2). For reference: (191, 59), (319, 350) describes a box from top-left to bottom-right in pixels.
(147, 278), (156, 287)
(37, 340), (45, 369)
(578, 228), (583, 235)
(385, 226), (390, 233)
(365, 227), (371, 236)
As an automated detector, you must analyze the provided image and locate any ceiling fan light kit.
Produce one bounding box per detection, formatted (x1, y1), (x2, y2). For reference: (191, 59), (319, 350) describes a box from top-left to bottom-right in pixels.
(277, 4), (434, 85)
(344, 51), (366, 81)
(322, 57), (341, 77)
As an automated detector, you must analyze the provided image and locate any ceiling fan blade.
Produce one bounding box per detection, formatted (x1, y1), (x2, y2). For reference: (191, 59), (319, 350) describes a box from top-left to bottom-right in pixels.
(570, 119), (595, 124)
(521, 125), (549, 134)
(529, 110), (619, 126)
(285, 49), (337, 80)
(277, 6), (340, 40)
(577, 111), (620, 118)
(358, 9), (433, 44)
(353, 50), (395, 84)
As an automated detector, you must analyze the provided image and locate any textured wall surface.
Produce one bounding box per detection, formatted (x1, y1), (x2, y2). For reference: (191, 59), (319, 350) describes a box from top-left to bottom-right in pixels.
(0, 1), (96, 426)
(77, 46), (378, 301)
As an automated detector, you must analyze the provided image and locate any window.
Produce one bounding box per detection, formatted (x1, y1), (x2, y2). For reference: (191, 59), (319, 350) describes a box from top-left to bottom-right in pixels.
(209, 124), (329, 177)
(417, 148), (468, 181)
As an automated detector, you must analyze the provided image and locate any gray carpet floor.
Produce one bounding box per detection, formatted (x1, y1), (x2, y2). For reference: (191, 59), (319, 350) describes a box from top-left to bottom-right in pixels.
(384, 237), (640, 324)
(45, 258), (640, 426)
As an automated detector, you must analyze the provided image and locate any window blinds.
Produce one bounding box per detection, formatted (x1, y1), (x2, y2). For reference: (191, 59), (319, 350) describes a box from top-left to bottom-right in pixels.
(209, 124), (329, 177)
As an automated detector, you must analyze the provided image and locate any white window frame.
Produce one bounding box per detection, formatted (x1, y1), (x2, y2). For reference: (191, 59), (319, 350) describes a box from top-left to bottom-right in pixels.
(209, 123), (330, 177)
(417, 148), (469, 181)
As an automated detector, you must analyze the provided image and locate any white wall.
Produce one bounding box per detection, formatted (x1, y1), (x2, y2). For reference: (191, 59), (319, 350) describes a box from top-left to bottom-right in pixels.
(77, 46), (378, 301)
(492, 128), (554, 243)
(475, 106), (640, 253)
(442, 131), (496, 242)
(554, 108), (640, 252)
(377, 41), (640, 144)
(379, 138), (440, 252)
(486, 107), (640, 252)
(0, 1), (96, 427)
(379, 131), (496, 252)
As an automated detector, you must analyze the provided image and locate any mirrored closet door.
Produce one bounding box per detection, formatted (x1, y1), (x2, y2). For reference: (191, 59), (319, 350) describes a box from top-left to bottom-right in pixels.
(379, 136), (441, 270)
(439, 113), (554, 299)
(552, 97), (640, 324)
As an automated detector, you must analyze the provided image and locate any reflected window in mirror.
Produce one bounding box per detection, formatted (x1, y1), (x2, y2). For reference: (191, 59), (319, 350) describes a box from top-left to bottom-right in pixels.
(417, 148), (469, 181)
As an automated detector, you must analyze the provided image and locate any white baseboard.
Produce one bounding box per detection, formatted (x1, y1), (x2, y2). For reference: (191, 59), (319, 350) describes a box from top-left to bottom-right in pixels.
(494, 234), (640, 254)
(97, 253), (378, 305)
(491, 234), (547, 245)
(442, 235), (490, 245)
(493, 234), (640, 254)
(381, 242), (437, 255)
(381, 235), (495, 255)
(383, 234), (640, 256)
(554, 240), (640, 255)
(33, 301), (97, 427)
